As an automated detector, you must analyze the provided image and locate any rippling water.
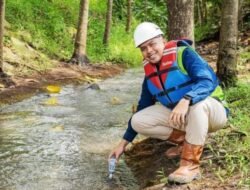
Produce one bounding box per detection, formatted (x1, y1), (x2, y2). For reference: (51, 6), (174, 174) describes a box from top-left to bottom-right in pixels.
(0, 68), (144, 190)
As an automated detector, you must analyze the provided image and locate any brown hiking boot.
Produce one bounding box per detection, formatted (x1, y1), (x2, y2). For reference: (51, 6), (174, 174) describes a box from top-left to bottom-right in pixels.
(165, 129), (185, 159)
(168, 141), (203, 184)
(165, 145), (183, 159)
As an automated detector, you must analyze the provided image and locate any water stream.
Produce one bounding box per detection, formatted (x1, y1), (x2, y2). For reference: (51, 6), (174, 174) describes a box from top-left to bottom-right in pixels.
(0, 68), (144, 190)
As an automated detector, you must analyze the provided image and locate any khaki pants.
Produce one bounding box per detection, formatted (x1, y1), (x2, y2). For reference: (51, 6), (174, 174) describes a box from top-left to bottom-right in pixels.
(131, 97), (228, 145)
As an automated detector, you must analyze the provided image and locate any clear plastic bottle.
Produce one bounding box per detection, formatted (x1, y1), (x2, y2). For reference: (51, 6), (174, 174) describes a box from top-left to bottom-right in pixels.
(108, 157), (116, 179)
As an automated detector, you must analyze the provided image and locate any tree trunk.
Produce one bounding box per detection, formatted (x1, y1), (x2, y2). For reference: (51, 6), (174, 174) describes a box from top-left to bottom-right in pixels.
(238, 0), (243, 31)
(0, 0), (5, 75)
(197, 0), (202, 26)
(202, 0), (207, 23)
(0, 0), (14, 86)
(126, 0), (132, 33)
(103, 0), (113, 46)
(70, 0), (89, 65)
(217, 0), (238, 87)
(166, 0), (195, 44)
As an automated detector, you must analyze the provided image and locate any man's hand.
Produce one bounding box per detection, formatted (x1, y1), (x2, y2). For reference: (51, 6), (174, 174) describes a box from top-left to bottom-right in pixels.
(108, 140), (129, 162)
(169, 98), (190, 128)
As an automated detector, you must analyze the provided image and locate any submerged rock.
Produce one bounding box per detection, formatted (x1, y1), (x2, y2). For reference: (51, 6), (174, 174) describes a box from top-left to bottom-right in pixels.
(88, 83), (100, 90)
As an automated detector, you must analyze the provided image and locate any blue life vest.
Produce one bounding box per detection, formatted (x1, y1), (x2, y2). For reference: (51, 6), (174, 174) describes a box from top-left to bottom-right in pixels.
(143, 39), (223, 108)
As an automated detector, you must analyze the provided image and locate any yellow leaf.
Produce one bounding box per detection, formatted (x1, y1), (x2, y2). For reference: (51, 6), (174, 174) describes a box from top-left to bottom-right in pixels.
(110, 96), (122, 105)
(46, 85), (61, 93)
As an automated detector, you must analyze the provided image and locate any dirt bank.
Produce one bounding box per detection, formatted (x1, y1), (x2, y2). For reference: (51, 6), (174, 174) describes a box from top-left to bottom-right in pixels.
(0, 62), (124, 105)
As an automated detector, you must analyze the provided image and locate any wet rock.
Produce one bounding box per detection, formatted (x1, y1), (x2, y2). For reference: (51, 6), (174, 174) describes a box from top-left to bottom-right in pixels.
(110, 96), (123, 105)
(88, 83), (100, 90)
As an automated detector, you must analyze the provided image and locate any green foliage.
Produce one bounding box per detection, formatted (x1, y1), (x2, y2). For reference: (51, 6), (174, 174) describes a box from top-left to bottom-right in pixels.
(226, 83), (250, 130)
(113, 0), (167, 29)
(108, 23), (142, 66)
(113, 0), (127, 21)
(86, 0), (142, 66)
(6, 0), (79, 59)
(195, 21), (219, 42)
(6, 0), (142, 66)
(87, 11), (141, 66)
(194, 0), (221, 41)
(134, 0), (167, 31)
(239, 48), (250, 66)
(209, 131), (250, 187)
(208, 82), (250, 187)
(90, 0), (106, 14)
(4, 0), (249, 67)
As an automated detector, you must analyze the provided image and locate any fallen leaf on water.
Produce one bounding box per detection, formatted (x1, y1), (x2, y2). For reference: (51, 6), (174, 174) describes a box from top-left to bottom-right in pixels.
(46, 85), (61, 93)
(50, 125), (64, 132)
(110, 96), (122, 105)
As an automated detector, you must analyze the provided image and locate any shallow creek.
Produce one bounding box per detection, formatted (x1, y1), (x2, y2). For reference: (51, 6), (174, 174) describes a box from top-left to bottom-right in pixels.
(0, 68), (144, 190)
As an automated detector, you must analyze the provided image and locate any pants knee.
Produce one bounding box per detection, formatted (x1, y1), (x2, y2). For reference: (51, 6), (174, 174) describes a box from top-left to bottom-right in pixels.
(185, 100), (209, 145)
(131, 113), (143, 133)
(189, 100), (208, 116)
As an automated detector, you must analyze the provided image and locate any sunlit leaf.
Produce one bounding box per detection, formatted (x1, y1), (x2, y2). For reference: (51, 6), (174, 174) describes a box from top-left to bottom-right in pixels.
(46, 85), (61, 93)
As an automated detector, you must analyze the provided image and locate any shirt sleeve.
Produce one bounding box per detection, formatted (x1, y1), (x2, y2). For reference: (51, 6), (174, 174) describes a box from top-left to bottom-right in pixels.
(182, 48), (219, 105)
(123, 77), (155, 142)
(136, 77), (156, 111)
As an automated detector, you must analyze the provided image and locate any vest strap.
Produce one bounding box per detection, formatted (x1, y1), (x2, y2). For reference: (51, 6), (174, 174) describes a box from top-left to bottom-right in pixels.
(154, 80), (193, 98)
(146, 66), (179, 80)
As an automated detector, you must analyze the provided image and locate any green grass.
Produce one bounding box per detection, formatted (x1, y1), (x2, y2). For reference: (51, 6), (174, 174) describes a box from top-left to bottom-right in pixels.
(108, 22), (142, 67)
(6, 0), (79, 59)
(5, 0), (141, 66)
(226, 82), (250, 131)
(209, 82), (250, 187)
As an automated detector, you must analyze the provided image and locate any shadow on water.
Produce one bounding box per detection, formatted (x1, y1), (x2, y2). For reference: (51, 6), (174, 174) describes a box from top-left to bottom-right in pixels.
(125, 138), (179, 189)
(0, 68), (144, 190)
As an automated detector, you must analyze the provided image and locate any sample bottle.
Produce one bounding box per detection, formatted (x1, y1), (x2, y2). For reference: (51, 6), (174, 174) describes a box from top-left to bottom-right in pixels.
(108, 157), (116, 179)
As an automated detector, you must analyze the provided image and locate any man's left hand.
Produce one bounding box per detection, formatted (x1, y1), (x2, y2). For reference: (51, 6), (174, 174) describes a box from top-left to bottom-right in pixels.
(169, 98), (190, 128)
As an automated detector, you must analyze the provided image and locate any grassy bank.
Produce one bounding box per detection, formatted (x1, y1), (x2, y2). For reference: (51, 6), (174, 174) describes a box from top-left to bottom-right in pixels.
(5, 0), (141, 66)
(218, 82), (250, 186)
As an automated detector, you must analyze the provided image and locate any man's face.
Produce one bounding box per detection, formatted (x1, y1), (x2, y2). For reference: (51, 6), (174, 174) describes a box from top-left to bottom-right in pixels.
(139, 36), (165, 64)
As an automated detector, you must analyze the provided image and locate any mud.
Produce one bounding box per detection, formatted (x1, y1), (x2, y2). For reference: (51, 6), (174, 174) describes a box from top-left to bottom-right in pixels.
(0, 62), (124, 105)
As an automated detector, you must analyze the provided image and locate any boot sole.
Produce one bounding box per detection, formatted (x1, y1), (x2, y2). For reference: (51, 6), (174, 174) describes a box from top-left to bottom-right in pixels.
(168, 173), (201, 184)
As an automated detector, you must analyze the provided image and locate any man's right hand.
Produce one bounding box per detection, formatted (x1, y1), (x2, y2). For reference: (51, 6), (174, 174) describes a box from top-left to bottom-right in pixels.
(108, 139), (129, 161)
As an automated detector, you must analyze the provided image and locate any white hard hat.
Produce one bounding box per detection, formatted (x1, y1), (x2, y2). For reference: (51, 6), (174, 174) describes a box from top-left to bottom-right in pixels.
(133, 22), (163, 47)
